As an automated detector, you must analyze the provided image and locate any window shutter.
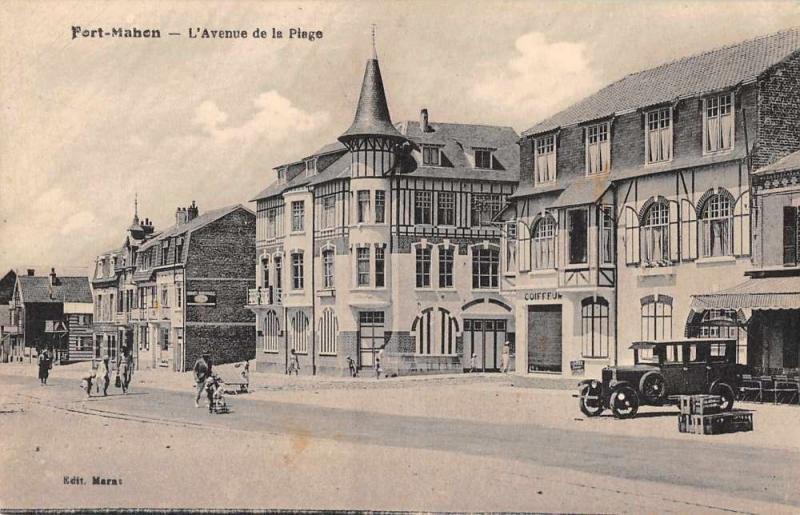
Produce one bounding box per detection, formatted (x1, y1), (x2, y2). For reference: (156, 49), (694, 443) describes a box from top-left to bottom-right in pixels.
(624, 207), (640, 265)
(784, 206), (798, 266)
(733, 192), (751, 257)
(668, 200), (680, 262)
(680, 198), (698, 260)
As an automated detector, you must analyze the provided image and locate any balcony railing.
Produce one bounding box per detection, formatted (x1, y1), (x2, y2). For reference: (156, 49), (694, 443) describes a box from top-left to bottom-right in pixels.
(248, 286), (280, 306)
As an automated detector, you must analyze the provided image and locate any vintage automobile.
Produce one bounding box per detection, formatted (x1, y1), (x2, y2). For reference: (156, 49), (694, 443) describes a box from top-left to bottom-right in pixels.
(577, 338), (746, 419)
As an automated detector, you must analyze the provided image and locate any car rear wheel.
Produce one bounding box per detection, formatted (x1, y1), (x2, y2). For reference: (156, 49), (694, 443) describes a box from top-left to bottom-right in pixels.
(639, 372), (666, 403)
(578, 384), (604, 417)
(610, 385), (639, 419)
(711, 382), (735, 411)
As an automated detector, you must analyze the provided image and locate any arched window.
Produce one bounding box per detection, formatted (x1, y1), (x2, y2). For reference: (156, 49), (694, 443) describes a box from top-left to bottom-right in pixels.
(532, 215), (556, 270)
(263, 310), (280, 353)
(641, 295), (672, 341)
(581, 297), (609, 358)
(412, 307), (458, 356)
(700, 192), (732, 257)
(289, 311), (309, 354)
(318, 308), (338, 355)
(641, 201), (669, 264)
(321, 249), (334, 289)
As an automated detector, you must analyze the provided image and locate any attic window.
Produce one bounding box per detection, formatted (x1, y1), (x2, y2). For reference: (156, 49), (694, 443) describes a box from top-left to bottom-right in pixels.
(305, 158), (317, 177)
(276, 168), (286, 184)
(474, 149), (493, 169)
(422, 145), (441, 166)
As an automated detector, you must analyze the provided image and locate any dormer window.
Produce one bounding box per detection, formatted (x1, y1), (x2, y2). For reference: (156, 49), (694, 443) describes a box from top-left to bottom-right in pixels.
(534, 135), (556, 185)
(474, 149), (494, 169)
(305, 158), (317, 177)
(276, 168), (286, 184)
(422, 145), (441, 166)
(703, 93), (734, 154)
(585, 122), (610, 175)
(645, 108), (673, 164)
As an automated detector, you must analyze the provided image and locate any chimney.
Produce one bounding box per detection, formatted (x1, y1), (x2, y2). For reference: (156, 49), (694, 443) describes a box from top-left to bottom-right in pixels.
(420, 108), (430, 133)
(175, 207), (188, 226)
(187, 201), (199, 222)
(27, 269), (35, 276)
(49, 268), (57, 286)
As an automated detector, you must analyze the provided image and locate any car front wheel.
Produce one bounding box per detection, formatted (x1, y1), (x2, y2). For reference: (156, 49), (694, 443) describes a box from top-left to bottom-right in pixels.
(610, 385), (639, 419)
(711, 382), (735, 411)
(578, 384), (604, 417)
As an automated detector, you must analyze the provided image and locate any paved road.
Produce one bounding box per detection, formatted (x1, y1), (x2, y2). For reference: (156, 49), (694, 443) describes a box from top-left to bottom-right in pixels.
(10, 373), (798, 510)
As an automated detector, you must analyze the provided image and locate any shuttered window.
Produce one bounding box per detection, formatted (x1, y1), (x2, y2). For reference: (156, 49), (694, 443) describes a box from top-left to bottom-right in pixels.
(784, 205), (799, 266)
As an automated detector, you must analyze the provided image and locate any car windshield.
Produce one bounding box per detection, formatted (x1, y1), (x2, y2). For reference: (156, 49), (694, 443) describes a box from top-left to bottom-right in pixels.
(636, 348), (659, 364)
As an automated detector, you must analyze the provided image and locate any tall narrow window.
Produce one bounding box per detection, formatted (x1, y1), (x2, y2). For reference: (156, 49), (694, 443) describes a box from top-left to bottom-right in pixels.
(474, 149), (493, 169)
(291, 253), (304, 290)
(567, 209), (588, 265)
(422, 145), (441, 166)
(266, 209), (277, 239)
(291, 201), (305, 232)
(305, 158), (317, 177)
(642, 202), (669, 265)
(357, 248), (371, 287)
(704, 93), (734, 153)
(582, 297), (609, 358)
(415, 191), (432, 225)
(784, 205), (799, 266)
(416, 247), (431, 288)
(700, 193), (732, 258)
(585, 122), (610, 174)
(375, 247), (385, 287)
(505, 222), (517, 273)
(322, 249), (334, 289)
(274, 256), (282, 300)
(357, 190), (370, 223)
(161, 240), (169, 266)
(535, 135), (556, 184)
(532, 215), (556, 269)
(646, 108), (672, 163)
(319, 308), (338, 355)
(437, 192), (455, 226)
(374, 190), (385, 224)
(472, 247), (499, 289)
(439, 247), (454, 288)
(641, 296), (673, 341)
(321, 197), (335, 229)
(600, 206), (615, 265)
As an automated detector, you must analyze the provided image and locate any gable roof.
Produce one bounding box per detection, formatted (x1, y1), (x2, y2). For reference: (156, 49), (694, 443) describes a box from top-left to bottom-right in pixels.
(755, 149), (800, 175)
(522, 27), (800, 137)
(138, 204), (252, 253)
(17, 275), (92, 304)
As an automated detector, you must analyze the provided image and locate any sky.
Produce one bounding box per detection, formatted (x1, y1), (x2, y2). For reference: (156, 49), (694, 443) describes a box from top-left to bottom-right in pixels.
(1, 0), (799, 276)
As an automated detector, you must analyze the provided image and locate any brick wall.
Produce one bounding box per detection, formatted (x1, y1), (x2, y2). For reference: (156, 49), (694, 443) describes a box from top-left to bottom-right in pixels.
(755, 51), (800, 169)
(187, 208), (256, 279)
(185, 324), (255, 370)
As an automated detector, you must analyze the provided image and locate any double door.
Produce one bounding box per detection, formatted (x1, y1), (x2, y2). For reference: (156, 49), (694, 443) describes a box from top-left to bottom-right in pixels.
(358, 311), (384, 368)
(464, 319), (507, 371)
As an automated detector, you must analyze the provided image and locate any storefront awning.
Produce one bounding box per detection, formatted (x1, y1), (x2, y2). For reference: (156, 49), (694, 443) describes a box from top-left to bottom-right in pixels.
(548, 176), (611, 209)
(690, 276), (800, 311)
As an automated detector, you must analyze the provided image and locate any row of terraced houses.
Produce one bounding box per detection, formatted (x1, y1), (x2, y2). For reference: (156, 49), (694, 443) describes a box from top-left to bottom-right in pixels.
(85, 28), (800, 378)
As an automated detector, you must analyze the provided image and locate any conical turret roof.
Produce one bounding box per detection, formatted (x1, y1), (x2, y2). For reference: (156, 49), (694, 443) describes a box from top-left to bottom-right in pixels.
(339, 55), (405, 144)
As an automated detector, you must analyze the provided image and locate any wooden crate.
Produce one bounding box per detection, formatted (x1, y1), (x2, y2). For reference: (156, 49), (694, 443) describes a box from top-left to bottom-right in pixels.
(678, 395), (722, 416)
(680, 410), (753, 435)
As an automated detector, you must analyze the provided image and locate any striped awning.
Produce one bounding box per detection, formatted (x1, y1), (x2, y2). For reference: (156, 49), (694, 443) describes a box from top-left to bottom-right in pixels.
(690, 276), (800, 311)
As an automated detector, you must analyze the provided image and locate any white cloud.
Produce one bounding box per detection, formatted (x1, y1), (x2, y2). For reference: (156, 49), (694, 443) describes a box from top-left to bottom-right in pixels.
(472, 32), (602, 125)
(193, 90), (329, 145)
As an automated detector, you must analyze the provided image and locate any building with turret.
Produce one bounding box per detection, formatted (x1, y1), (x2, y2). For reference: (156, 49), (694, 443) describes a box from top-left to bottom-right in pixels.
(248, 41), (519, 376)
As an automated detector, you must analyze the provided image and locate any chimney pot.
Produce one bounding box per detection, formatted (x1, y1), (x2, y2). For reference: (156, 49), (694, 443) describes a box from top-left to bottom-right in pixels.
(420, 108), (429, 133)
(49, 268), (57, 286)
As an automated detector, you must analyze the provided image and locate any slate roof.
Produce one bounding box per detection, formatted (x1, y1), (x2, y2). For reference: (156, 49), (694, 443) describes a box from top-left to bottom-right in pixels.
(522, 27), (800, 137)
(17, 275), (92, 304)
(755, 149), (800, 175)
(339, 57), (405, 142)
(138, 204), (252, 253)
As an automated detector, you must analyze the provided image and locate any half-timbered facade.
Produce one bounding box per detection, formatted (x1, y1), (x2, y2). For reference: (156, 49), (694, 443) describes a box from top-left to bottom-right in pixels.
(505, 28), (800, 378)
(249, 48), (519, 376)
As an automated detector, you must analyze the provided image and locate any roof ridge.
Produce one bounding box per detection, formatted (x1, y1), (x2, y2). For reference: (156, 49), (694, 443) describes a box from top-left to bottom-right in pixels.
(405, 120), (517, 130)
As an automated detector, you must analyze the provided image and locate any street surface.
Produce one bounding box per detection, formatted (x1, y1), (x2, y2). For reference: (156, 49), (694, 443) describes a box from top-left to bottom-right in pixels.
(0, 363), (798, 512)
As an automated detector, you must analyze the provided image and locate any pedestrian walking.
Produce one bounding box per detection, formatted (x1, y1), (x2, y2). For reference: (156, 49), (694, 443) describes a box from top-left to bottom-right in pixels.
(95, 355), (110, 396)
(500, 341), (511, 374)
(375, 348), (384, 380)
(193, 350), (213, 408)
(469, 353), (478, 373)
(81, 361), (95, 398)
(117, 345), (134, 394)
(287, 349), (300, 375)
(346, 355), (358, 377)
(37, 349), (52, 385)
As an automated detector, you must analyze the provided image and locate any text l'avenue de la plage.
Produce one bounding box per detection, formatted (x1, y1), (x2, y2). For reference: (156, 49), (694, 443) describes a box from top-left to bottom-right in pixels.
(71, 26), (324, 41)
(64, 475), (123, 486)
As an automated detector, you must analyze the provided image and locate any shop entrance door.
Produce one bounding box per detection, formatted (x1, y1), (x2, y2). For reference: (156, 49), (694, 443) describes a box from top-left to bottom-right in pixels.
(528, 305), (562, 372)
(464, 319), (507, 371)
(358, 311), (384, 368)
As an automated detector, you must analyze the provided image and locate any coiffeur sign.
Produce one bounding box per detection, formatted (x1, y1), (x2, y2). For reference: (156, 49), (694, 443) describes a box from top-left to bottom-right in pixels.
(522, 290), (562, 301)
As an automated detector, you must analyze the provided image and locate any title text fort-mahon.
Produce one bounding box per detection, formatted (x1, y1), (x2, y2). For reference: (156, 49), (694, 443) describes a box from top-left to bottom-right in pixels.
(72, 26), (161, 39)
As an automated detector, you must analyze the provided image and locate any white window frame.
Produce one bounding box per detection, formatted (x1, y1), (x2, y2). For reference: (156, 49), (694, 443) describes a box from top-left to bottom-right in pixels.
(534, 134), (557, 185)
(585, 122), (611, 175)
(357, 190), (370, 224)
(641, 202), (670, 265)
(291, 201), (305, 233)
(700, 193), (733, 258)
(474, 148), (494, 169)
(645, 107), (673, 164)
(532, 215), (557, 270)
(471, 245), (500, 290)
(438, 245), (454, 288)
(415, 191), (433, 225)
(437, 191), (456, 226)
(374, 190), (386, 224)
(415, 246), (432, 289)
(421, 145), (441, 166)
(305, 158), (317, 177)
(356, 247), (371, 287)
(322, 249), (335, 289)
(703, 92), (735, 155)
(290, 252), (304, 290)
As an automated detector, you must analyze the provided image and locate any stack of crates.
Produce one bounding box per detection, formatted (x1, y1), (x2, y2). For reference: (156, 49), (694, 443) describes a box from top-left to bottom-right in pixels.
(677, 395), (753, 435)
